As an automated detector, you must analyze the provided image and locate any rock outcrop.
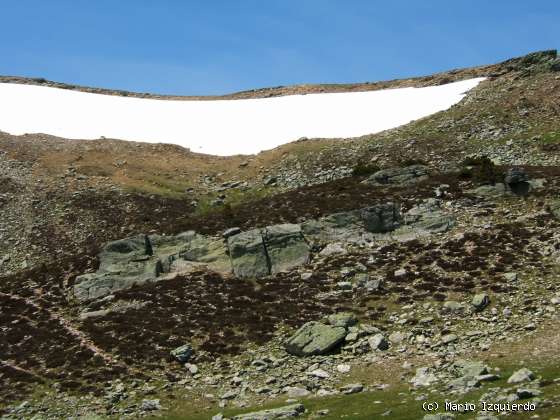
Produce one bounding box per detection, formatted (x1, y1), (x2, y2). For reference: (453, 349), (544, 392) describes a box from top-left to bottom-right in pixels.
(227, 224), (310, 278)
(265, 224), (310, 274)
(72, 231), (231, 302)
(302, 202), (401, 243)
(227, 229), (270, 278)
(72, 235), (163, 302)
(72, 201), (455, 302)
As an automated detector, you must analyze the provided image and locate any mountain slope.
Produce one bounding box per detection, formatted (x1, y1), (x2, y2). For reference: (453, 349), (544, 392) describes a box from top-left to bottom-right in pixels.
(1, 50), (560, 419)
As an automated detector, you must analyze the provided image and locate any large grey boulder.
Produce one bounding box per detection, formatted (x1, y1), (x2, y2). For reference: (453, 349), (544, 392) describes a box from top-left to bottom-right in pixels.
(284, 321), (347, 356)
(227, 229), (269, 278)
(264, 224), (309, 274)
(72, 200), (452, 302)
(232, 403), (305, 420)
(364, 164), (429, 186)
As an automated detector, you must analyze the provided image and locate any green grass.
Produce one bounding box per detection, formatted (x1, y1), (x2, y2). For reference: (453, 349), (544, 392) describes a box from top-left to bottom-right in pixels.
(539, 130), (560, 145)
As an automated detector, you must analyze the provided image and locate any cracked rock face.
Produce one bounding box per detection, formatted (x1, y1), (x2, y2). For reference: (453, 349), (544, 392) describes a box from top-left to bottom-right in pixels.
(72, 235), (163, 302)
(301, 202), (402, 243)
(264, 224), (310, 275)
(72, 201), (455, 302)
(227, 228), (270, 278)
(227, 224), (310, 278)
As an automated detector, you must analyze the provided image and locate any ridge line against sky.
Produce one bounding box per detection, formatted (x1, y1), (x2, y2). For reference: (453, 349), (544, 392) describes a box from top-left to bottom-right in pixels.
(1, 0), (559, 96)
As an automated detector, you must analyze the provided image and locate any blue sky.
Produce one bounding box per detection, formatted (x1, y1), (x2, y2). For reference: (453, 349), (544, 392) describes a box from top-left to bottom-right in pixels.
(1, 1), (559, 95)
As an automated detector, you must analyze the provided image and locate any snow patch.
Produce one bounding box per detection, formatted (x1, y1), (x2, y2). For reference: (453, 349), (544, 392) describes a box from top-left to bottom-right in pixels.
(0, 78), (484, 156)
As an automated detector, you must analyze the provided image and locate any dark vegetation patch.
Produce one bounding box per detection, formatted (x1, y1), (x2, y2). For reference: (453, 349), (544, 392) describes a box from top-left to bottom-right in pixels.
(81, 272), (340, 367)
(459, 156), (505, 184)
(398, 158), (428, 167)
(351, 163), (380, 177)
(0, 292), (126, 405)
(0, 176), (20, 193)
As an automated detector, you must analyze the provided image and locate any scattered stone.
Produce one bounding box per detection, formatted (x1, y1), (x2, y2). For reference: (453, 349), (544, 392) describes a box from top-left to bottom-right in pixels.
(503, 272), (518, 282)
(448, 375), (481, 390)
(340, 383), (364, 394)
(516, 388), (542, 399)
(232, 403), (305, 420)
(285, 387), (310, 398)
(453, 360), (488, 377)
(441, 334), (458, 345)
(442, 301), (466, 313)
(505, 167), (529, 184)
(171, 344), (193, 363)
(365, 277), (383, 291)
(336, 364), (351, 373)
(221, 390), (239, 400)
(368, 334), (389, 351)
(301, 272), (313, 280)
(472, 293), (490, 312)
(263, 176), (278, 186)
(185, 363), (198, 374)
(327, 312), (357, 328)
(337, 281), (353, 290)
(469, 183), (507, 197)
(411, 367), (438, 387)
(319, 243), (347, 257)
(309, 369), (330, 379)
(140, 399), (161, 411)
(507, 368), (535, 384)
(388, 331), (407, 344)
